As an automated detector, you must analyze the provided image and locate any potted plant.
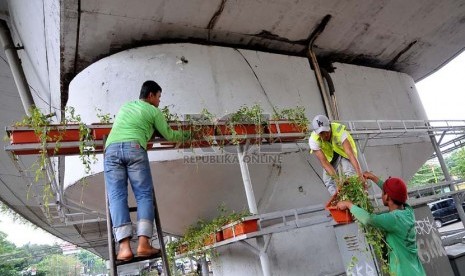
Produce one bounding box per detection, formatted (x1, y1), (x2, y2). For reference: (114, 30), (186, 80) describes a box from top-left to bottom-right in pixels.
(185, 108), (216, 148)
(325, 192), (354, 224)
(221, 210), (257, 240)
(90, 108), (114, 141)
(158, 105), (190, 149)
(217, 104), (265, 145)
(7, 106), (96, 208)
(63, 107), (96, 175)
(267, 106), (309, 142)
(9, 107), (80, 146)
(326, 175), (389, 274)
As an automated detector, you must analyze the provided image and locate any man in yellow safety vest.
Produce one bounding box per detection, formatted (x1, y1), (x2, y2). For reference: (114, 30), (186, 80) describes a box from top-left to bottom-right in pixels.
(309, 115), (363, 195)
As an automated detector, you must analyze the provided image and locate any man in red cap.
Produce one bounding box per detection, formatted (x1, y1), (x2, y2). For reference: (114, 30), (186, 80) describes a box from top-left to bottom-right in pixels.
(337, 171), (425, 276)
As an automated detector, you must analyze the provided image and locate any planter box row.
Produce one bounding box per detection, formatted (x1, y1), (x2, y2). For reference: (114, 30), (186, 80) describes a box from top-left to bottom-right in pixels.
(207, 217), (259, 245)
(7, 121), (307, 146)
(176, 217), (260, 254)
(7, 124), (111, 144)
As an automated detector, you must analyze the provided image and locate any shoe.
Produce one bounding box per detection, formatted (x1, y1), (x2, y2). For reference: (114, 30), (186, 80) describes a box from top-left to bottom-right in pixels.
(136, 246), (160, 257)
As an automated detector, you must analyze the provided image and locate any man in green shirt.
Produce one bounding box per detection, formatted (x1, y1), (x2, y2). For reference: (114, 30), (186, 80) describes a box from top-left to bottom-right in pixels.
(337, 172), (426, 276)
(104, 80), (190, 261)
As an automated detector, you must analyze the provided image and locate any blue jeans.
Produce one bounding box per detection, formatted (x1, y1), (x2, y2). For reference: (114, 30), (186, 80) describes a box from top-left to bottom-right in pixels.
(104, 142), (154, 242)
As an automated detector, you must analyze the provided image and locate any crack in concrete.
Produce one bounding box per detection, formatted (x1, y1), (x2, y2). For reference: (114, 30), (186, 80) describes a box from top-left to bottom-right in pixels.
(234, 49), (276, 113)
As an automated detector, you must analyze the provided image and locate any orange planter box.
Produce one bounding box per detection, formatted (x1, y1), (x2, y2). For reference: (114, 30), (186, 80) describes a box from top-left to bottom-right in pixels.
(216, 123), (263, 145)
(9, 125), (81, 144)
(204, 230), (224, 246)
(266, 120), (307, 142)
(90, 124), (112, 140)
(159, 123), (215, 148)
(325, 193), (353, 224)
(222, 218), (259, 240)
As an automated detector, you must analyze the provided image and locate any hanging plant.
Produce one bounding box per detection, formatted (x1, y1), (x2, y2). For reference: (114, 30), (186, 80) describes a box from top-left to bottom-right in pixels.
(159, 105), (191, 149)
(63, 106), (96, 175)
(185, 108), (216, 147)
(160, 105), (181, 123)
(11, 106), (97, 210)
(271, 106), (309, 131)
(331, 176), (390, 275)
(224, 104), (265, 145)
(95, 108), (114, 124)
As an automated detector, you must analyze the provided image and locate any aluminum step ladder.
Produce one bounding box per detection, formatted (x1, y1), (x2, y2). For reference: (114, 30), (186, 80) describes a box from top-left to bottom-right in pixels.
(105, 188), (170, 276)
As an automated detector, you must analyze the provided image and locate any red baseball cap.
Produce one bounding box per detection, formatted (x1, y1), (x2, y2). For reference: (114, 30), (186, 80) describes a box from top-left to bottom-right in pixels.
(383, 177), (408, 204)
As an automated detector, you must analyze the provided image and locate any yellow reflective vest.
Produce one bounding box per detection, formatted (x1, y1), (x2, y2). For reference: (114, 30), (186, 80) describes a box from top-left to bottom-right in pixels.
(310, 122), (357, 162)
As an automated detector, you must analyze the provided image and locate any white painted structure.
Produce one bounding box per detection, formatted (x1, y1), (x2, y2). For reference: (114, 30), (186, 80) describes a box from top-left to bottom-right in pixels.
(63, 43), (431, 275)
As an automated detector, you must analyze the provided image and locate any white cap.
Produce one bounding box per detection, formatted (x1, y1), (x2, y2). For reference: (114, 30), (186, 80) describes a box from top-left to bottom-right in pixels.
(312, 115), (330, 134)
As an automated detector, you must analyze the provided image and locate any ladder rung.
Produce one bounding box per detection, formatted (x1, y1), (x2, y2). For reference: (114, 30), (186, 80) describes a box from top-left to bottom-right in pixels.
(115, 252), (162, 266)
(129, 207), (137, 212)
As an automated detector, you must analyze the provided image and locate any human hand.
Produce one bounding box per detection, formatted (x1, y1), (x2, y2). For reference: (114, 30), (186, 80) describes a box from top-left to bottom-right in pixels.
(337, 201), (353, 211)
(363, 171), (376, 181)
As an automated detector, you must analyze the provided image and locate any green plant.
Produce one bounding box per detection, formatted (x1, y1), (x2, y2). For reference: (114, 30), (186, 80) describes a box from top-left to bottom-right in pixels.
(335, 176), (389, 275)
(64, 107), (96, 175)
(95, 108), (114, 124)
(161, 105), (180, 122)
(186, 108), (216, 146)
(228, 104), (265, 145)
(15, 107), (58, 206)
(272, 106), (309, 131)
(13, 107), (97, 210)
(166, 204), (251, 265)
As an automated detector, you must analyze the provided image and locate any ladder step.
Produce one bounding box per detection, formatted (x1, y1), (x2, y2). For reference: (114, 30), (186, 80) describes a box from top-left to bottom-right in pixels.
(115, 252), (162, 266)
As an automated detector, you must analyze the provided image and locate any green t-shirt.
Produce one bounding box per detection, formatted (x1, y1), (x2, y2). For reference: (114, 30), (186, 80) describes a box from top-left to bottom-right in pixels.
(105, 100), (190, 149)
(350, 180), (426, 276)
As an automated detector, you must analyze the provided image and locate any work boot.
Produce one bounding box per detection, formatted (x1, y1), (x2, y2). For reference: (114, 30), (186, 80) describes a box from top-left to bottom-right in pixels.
(137, 235), (161, 257)
(117, 237), (134, 261)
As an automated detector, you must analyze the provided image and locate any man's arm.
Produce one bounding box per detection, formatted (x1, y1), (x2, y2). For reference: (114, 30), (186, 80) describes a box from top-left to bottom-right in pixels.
(342, 139), (363, 178)
(337, 201), (397, 232)
(153, 111), (190, 142)
(363, 171), (384, 189)
(314, 150), (337, 177)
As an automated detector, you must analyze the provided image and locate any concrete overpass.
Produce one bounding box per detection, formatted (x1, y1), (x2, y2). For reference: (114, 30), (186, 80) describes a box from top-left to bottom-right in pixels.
(1, 1), (465, 275)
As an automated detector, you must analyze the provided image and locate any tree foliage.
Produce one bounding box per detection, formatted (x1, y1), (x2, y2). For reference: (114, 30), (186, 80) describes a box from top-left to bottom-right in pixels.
(0, 231), (25, 276)
(410, 147), (465, 188)
(0, 227), (106, 275)
(409, 163), (444, 187)
(35, 254), (81, 275)
(448, 147), (465, 179)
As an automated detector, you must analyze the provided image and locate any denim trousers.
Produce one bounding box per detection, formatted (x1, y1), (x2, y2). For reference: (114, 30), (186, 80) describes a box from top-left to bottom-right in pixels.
(104, 142), (154, 242)
(323, 156), (356, 196)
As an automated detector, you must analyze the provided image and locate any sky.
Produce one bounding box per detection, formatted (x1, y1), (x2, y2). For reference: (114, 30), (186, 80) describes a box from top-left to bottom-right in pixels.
(416, 51), (465, 120)
(0, 212), (63, 246)
(0, 52), (465, 247)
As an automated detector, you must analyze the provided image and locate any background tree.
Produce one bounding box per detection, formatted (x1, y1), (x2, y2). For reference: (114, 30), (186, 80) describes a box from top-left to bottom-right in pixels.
(447, 147), (465, 179)
(409, 163), (444, 187)
(0, 231), (28, 276)
(77, 249), (106, 274)
(36, 254), (81, 275)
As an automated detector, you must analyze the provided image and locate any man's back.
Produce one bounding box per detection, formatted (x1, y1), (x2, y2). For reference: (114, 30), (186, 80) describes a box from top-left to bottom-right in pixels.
(106, 100), (157, 149)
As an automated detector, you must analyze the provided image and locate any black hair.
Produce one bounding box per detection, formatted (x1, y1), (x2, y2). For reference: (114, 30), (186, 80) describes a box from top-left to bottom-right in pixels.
(392, 199), (405, 207)
(139, 80), (162, 99)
